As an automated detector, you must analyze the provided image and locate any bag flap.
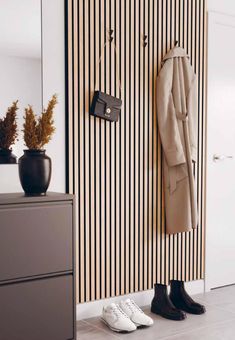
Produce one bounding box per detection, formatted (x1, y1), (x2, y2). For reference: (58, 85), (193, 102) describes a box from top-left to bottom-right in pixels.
(95, 91), (122, 107)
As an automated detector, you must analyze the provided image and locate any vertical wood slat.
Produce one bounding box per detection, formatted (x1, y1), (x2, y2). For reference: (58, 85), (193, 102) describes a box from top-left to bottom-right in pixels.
(201, 0), (207, 280)
(120, 0), (125, 296)
(124, 0), (130, 295)
(197, 0), (202, 280)
(72, 0), (80, 300)
(94, 0), (100, 301)
(78, 0), (85, 303)
(148, 0), (153, 291)
(100, 0), (105, 300)
(110, 0), (116, 299)
(184, 0), (189, 282)
(138, 0), (144, 292)
(66, 0), (207, 303)
(156, 0), (162, 285)
(134, 0), (140, 292)
(143, 0), (149, 292)
(67, 0), (74, 194)
(152, 0), (157, 287)
(129, 0), (135, 294)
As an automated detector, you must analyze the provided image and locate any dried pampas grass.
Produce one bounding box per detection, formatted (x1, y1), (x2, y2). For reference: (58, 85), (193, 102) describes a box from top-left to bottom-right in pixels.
(0, 101), (18, 149)
(23, 94), (57, 149)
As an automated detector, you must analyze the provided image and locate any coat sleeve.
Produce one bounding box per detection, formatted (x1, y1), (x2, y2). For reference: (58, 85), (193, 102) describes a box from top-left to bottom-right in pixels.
(187, 75), (198, 162)
(156, 61), (186, 167)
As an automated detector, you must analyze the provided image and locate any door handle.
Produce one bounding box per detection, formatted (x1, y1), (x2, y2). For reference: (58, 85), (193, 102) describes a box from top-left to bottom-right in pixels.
(213, 154), (233, 162)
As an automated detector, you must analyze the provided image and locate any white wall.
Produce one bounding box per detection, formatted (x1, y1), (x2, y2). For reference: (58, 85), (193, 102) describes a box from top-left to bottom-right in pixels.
(0, 0), (41, 59)
(0, 56), (41, 157)
(205, 2), (235, 290)
(208, 0), (235, 15)
(42, 0), (65, 193)
(0, 56), (41, 193)
(0, 0), (66, 194)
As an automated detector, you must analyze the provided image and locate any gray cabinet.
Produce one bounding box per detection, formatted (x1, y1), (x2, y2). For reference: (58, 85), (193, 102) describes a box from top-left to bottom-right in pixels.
(0, 193), (76, 340)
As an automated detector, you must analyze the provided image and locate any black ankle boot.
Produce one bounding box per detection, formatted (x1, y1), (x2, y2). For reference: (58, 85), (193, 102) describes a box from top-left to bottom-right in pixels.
(151, 283), (186, 321)
(169, 280), (206, 315)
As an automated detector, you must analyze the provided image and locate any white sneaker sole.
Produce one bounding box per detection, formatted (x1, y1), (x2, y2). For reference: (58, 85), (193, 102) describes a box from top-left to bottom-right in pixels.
(101, 317), (136, 333)
(134, 322), (152, 328)
(134, 322), (143, 328)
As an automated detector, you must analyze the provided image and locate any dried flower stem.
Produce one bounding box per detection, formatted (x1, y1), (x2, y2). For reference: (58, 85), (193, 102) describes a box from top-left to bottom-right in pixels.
(23, 94), (57, 149)
(0, 101), (18, 149)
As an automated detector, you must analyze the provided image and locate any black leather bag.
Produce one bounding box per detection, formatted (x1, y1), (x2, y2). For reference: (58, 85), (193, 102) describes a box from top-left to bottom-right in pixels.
(90, 36), (122, 122)
(90, 91), (122, 122)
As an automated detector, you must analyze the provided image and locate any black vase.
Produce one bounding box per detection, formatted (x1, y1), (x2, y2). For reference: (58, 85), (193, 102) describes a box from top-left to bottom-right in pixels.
(0, 149), (17, 164)
(18, 149), (51, 196)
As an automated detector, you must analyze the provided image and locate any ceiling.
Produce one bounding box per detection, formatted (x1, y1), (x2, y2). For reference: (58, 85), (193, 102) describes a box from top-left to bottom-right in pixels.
(0, 0), (41, 59)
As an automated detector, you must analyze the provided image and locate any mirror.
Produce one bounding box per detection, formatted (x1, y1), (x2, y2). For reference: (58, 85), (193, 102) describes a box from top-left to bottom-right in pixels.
(0, 0), (42, 162)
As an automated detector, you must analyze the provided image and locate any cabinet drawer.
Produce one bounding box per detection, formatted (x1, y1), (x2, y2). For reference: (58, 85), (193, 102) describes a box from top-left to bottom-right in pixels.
(0, 275), (74, 340)
(0, 204), (73, 282)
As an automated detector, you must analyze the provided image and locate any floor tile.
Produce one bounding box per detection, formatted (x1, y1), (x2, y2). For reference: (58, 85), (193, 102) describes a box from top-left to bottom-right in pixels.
(77, 286), (235, 340)
(139, 303), (235, 337)
(162, 319), (235, 340)
(76, 320), (120, 340)
(83, 304), (235, 340)
(194, 285), (235, 314)
(83, 318), (122, 339)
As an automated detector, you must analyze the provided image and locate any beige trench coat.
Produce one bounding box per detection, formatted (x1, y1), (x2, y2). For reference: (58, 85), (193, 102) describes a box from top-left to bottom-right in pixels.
(156, 47), (198, 234)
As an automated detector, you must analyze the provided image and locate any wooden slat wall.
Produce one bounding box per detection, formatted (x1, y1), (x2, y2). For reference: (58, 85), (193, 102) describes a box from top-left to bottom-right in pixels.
(66, 0), (207, 303)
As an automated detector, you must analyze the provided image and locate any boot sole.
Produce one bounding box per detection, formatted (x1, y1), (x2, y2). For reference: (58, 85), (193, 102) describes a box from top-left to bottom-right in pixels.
(171, 305), (206, 315)
(151, 305), (186, 321)
(169, 298), (206, 315)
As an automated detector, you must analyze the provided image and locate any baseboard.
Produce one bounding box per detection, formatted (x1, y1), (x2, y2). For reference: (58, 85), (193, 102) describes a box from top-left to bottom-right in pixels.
(76, 280), (205, 320)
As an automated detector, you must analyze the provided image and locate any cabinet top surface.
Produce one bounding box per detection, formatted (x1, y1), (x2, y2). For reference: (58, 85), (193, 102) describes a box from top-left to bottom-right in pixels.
(0, 192), (74, 205)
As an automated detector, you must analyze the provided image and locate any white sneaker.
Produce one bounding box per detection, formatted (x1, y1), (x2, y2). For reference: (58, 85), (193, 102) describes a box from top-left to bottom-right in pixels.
(119, 299), (154, 327)
(101, 303), (137, 333)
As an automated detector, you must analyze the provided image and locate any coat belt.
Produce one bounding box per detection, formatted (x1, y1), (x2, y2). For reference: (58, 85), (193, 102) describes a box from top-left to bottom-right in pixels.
(169, 168), (177, 194)
(176, 111), (188, 121)
(168, 111), (188, 194)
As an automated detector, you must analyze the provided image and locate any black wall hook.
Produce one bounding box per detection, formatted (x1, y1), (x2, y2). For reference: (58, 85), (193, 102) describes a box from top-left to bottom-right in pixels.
(143, 34), (148, 47)
(108, 29), (114, 42)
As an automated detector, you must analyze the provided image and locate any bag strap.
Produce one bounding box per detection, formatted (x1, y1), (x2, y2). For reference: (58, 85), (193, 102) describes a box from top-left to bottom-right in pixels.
(94, 37), (122, 93)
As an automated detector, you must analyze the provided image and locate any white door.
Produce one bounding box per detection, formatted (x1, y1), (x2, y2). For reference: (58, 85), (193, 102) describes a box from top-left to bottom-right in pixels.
(206, 12), (235, 290)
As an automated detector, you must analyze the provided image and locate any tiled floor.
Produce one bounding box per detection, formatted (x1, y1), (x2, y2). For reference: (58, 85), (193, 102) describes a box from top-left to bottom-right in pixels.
(77, 285), (235, 339)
